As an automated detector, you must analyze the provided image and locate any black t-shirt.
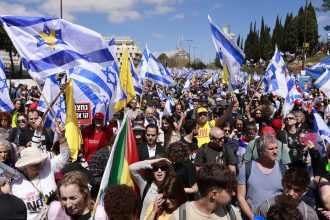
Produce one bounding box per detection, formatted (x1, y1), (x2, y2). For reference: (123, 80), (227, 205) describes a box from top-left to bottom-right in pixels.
(180, 137), (198, 162)
(194, 142), (237, 167)
(286, 130), (301, 149)
(19, 128), (54, 151)
(71, 211), (91, 220)
(173, 160), (196, 201)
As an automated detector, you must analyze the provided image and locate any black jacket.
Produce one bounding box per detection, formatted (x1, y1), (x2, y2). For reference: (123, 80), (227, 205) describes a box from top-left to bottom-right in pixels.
(137, 142), (165, 161)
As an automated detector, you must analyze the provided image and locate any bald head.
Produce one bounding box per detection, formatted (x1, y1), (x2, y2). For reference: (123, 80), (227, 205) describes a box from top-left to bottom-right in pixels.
(209, 127), (224, 139)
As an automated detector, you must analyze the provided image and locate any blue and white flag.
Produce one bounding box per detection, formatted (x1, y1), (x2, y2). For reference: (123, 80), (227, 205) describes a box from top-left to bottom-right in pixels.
(203, 76), (213, 88)
(163, 95), (174, 116)
(37, 75), (66, 130)
(0, 16), (114, 80)
(68, 62), (123, 121)
(157, 88), (167, 102)
(130, 58), (143, 96)
(145, 53), (173, 87)
(139, 46), (150, 80)
(182, 78), (190, 92)
(314, 68), (330, 99)
(283, 75), (303, 115)
(313, 108), (330, 155)
(306, 56), (330, 79)
(208, 15), (245, 87)
(0, 59), (14, 112)
(263, 47), (288, 98)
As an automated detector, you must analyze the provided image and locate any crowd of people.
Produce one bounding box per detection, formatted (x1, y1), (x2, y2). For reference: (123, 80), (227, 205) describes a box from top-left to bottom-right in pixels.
(1, 76), (330, 220)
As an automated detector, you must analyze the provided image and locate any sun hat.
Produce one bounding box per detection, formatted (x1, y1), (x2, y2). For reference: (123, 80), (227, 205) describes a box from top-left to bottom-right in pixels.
(15, 147), (48, 169)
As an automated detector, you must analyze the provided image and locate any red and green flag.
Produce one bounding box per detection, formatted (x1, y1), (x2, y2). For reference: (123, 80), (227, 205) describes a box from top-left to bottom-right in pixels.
(97, 113), (139, 204)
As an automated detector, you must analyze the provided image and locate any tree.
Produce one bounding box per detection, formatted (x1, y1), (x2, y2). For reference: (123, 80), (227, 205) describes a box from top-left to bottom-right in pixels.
(244, 22), (260, 62)
(0, 24), (18, 77)
(214, 53), (222, 68)
(318, 0), (330, 11)
(157, 53), (168, 67)
(283, 13), (298, 53)
(272, 15), (285, 51)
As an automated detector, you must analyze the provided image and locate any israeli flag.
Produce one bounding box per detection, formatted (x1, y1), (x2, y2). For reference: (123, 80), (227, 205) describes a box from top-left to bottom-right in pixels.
(37, 75), (66, 130)
(163, 96), (174, 116)
(157, 88), (167, 102)
(129, 58), (143, 96)
(0, 16), (114, 80)
(208, 15), (245, 87)
(145, 53), (173, 86)
(0, 59), (14, 112)
(283, 75), (303, 115)
(314, 68), (330, 99)
(68, 62), (124, 121)
(306, 56), (330, 79)
(203, 76), (213, 87)
(313, 109), (330, 155)
(182, 78), (190, 92)
(263, 47), (288, 98)
(139, 46), (150, 80)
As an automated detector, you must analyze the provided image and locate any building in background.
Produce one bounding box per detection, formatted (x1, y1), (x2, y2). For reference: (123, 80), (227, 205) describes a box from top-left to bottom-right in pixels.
(103, 36), (142, 67)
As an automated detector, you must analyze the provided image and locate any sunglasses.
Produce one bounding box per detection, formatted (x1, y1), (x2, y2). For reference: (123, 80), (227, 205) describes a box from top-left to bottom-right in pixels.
(223, 129), (231, 133)
(18, 119), (26, 123)
(152, 165), (168, 172)
(286, 117), (295, 120)
(212, 137), (224, 142)
(198, 112), (208, 117)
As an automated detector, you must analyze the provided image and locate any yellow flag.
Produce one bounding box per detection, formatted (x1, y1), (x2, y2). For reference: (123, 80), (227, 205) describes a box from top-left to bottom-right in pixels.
(207, 71), (211, 78)
(65, 80), (81, 161)
(248, 75), (251, 86)
(115, 48), (136, 112)
(222, 63), (229, 84)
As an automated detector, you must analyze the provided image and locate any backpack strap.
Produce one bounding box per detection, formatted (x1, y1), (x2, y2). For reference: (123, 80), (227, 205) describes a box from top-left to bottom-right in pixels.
(208, 120), (214, 128)
(138, 181), (152, 216)
(224, 205), (237, 220)
(178, 202), (186, 220)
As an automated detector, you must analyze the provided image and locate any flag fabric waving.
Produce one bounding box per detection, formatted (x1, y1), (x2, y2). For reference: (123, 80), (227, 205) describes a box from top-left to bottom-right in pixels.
(65, 80), (81, 161)
(130, 58), (143, 96)
(37, 75), (66, 131)
(314, 68), (330, 99)
(306, 55), (330, 79)
(313, 109), (330, 156)
(145, 53), (173, 87)
(98, 113), (139, 204)
(208, 15), (245, 88)
(163, 96), (174, 116)
(0, 16), (113, 80)
(0, 59), (14, 112)
(114, 48), (136, 112)
(283, 75), (303, 115)
(139, 46), (150, 81)
(263, 47), (288, 98)
(157, 88), (167, 102)
(182, 78), (190, 92)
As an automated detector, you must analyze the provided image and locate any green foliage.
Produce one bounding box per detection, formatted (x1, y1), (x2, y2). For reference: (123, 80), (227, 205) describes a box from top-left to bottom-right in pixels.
(157, 53), (168, 67)
(189, 60), (206, 70)
(324, 25), (330, 31)
(0, 24), (17, 76)
(214, 53), (222, 68)
(317, 0), (330, 12)
(272, 15), (285, 51)
(259, 17), (273, 60)
(284, 13), (298, 53)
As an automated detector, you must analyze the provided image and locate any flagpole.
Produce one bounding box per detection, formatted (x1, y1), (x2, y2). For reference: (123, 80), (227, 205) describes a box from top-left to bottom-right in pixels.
(32, 77), (60, 125)
(247, 75), (264, 109)
(41, 79), (70, 120)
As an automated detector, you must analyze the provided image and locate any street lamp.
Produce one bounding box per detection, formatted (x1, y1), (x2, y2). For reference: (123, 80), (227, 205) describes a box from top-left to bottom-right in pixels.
(186, 40), (192, 64)
(60, 0), (63, 18)
(302, 0), (308, 70)
(193, 46), (197, 64)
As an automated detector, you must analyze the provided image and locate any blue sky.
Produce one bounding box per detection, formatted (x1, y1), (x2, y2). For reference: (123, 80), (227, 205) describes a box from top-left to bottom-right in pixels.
(1, 0), (329, 64)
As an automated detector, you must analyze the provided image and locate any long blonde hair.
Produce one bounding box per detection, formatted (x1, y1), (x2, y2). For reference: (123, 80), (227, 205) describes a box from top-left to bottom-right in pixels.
(57, 171), (93, 211)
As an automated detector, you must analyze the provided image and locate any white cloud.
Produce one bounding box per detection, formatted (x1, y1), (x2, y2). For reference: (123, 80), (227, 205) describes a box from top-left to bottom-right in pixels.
(318, 15), (328, 23)
(212, 2), (224, 10)
(148, 3), (175, 15)
(169, 13), (184, 21)
(152, 32), (165, 39)
(0, 2), (43, 16)
(192, 10), (200, 16)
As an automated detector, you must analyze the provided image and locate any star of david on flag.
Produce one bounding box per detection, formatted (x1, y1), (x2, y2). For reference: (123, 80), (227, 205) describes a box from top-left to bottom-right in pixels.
(0, 59), (14, 112)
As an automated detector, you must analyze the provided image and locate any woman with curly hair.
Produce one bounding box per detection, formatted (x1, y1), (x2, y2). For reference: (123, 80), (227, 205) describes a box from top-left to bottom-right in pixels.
(158, 116), (180, 148)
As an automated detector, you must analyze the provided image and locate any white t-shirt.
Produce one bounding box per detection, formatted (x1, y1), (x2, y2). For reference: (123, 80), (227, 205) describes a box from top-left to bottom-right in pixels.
(11, 148), (69, 220)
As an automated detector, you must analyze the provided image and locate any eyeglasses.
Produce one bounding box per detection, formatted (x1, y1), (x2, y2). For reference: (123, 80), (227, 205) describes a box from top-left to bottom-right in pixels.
(286, 117), (295, 120)
(198, 112), (208, 117)
(212, 136), (224, 142)
(152, 165), (168, 172)
(18, 119), (26, 123)
(223, 129), (231, 133)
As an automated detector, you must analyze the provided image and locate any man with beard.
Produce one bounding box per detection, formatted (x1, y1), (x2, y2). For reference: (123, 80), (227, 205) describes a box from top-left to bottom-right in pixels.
(194, 127), (237, 174)
(255, 168), (318, 220)
(180, 120), (199, 162)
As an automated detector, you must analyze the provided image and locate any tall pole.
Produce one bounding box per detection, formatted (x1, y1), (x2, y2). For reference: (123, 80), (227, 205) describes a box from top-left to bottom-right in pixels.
(186, 40), (192, 64)
(193, 46), (197, 64)
(60, 0), (63, 18)
(302, 0), (308, 70)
